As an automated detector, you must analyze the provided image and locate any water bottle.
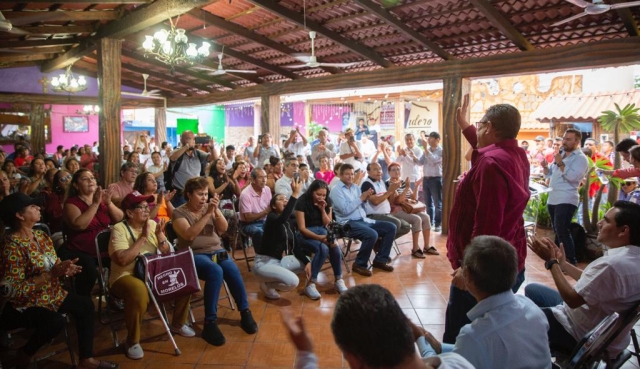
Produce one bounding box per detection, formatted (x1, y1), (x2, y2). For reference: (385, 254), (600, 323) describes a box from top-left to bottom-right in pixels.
(596, 170), (609, 185)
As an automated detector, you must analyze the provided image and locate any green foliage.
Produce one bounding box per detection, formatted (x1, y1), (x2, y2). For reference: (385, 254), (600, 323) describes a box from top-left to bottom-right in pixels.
(307, 121), (325, 140)
(598, 103), (640, 134)
(525, 192), (551, 229)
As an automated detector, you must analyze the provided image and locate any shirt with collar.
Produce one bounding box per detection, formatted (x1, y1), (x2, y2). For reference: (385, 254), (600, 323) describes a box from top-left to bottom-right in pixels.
(361, 178), (391, 215)
(453, 291), (550, 369)
(420, 145), (443, 177)
(329, 181), (372, 223)
(546, 149), (589, 206)
(447, 126), (530, 271)
(397, 146), (423, 181)
(287, 141), (309, 157)
(239, 184), (272, 222)
(275, 175), (294, 198)
(552, 245), (640, 356)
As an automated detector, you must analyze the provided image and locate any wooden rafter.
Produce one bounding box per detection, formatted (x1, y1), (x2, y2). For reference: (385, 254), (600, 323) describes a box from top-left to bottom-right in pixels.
(0, 39), (79, 49)
(40, 0), (215, 73)
(246, 0), (394, 68)
(23, 0), (151, 3)
(467, 0), (533, 51)
(0, 53), (55, 63)
(352, 0), (453, 60)
(120, 61), (205, 94)
(5, 10), (120, 26)
(610, 0), (640, 37)
(16, 25), (97, 34)
(186, 9), (340, 75)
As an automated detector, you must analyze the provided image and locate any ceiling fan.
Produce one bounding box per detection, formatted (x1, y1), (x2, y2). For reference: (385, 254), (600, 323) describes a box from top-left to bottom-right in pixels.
(0, 11), (31, 35)
(551, 0), (640, 26)
(121, 74), (164, 100)
(193, 50), (257, 76)
(285, 31), (359, 69)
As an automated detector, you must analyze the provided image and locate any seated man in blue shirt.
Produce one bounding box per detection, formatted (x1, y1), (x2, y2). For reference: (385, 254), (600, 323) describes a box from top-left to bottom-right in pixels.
(415, 235), (551, 369)
(329, 163), (397, 276)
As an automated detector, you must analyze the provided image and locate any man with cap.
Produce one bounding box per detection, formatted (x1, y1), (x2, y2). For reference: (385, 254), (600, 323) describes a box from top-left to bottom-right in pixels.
(619, 177), (640, 203)
(339, 128), (364, 172)
(532, 135), (546, 163)
(419, 132), (443, 232)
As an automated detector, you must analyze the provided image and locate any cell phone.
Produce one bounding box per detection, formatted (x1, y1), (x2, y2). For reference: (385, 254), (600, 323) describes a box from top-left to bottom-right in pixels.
(294, 172), (300, 181)
(258, 134), (263, 143)
(195, 135), (211, 145)
(349, 136), (355, 142)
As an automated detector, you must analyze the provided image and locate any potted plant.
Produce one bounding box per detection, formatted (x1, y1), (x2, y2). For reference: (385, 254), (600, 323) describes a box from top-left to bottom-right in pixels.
(598, 103), (640, 205)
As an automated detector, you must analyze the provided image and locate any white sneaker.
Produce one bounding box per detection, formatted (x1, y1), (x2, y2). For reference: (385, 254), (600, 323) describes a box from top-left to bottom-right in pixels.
(126, 343), (144, 360)
(171, 324), (196, 337)
(334, 279), (348, 294)
(260, 282), (280, 300)
(304, 283), (321, 300)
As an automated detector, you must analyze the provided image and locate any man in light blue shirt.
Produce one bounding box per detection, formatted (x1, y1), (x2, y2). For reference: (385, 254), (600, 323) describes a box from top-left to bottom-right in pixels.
(416, 236), (551, 369)
(329, 163), (397, 277)
(541, 128), (589, 264)
(419, 131), (443, 231)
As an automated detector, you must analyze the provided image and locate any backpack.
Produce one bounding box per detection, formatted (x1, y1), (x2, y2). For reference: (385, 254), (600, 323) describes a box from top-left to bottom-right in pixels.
(164, 149), (207, 191)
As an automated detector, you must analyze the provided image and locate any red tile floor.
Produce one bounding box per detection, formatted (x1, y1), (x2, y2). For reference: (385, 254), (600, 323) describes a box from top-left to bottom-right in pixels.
(3, 231), (639, 368)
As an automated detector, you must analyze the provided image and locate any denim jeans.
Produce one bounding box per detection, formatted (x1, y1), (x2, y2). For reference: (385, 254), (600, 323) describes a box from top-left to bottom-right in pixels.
(423, 176), (443, 227)
(240, 220), (265, 250)
(193, 251), (249, 322)
(297, 226), (343, 281)
(170, 189), (186, 208)
(547, 203), (578, 264)
(543, 308), (578, 352)
(524, 283), (563, 308)
(252, 254), (302, 291)
(345, 219), (396, 268)
(443, 269), (525, 344)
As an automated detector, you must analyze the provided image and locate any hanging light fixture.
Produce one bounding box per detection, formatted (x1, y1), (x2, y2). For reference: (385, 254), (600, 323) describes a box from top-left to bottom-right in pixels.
(77, 105), (99, 115)
(142, 17), (211, 73)
(50, 65), (87, 93)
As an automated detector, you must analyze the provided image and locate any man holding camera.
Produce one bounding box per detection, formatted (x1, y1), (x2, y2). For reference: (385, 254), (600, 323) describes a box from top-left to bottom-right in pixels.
(310, 128), (336, 169)
(253, 133), (281, 165)
(330, 164), (397, 276)
(275, 158), (300, 199)
(339, 128), (365, 172)
(169, 130), (216, 207)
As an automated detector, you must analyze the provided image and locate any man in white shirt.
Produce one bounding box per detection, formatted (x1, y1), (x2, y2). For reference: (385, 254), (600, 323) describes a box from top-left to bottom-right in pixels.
(339, 128), (365, 172)
(284, 127), (309, 157)
(526, 201), (640, 357)
(419, 132), (443, 232)
(397, 133), (423, 184)
(359, 134), (376, 162)
(274, 158), (300, 199)
(361, 162), (410, 239)
(310, 128), (336, 170)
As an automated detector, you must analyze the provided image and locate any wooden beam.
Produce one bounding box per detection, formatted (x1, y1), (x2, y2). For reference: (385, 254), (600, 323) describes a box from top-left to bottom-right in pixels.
(247, 0), (394, 68)
(352, 0), (452, 60)
(0, 92), (163, 108)
(121, 61), (202, 94)
(40, 0), (214, 72)
(187, 9), (339, 75)
(0, 53), (54, 63)
(441, 77), (470, 235)
(0, 39), (78, 49)
(25, 0), (151, 3)
(0, 46), (68, 55)
(610, 0), (639, 36)
(155, 107), (167, 145)
(167, 37), (640, 107)
(6, 10), (120, 26)
(261, 95), (281, 139)
(468, 0), (533, 51)
(30, 104), (46, 155)
(97, 38), (122, 188)
(120, 49), (233, 90)
(18, 25), (97, 35)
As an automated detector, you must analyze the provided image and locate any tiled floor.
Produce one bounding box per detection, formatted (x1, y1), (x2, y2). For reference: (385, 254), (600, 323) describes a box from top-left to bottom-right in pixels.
(3, 231), (639, 368)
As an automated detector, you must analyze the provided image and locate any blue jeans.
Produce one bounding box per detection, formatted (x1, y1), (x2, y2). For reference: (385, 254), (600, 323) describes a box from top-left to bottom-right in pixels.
(193, 252), (249, 322)
(547, 203), (578, 264)
(297, 226), (343, 281)
(345, 219), (396, 268)
(443, 269), (525, 344)
(240, 220), (265, 250)
(423, 176), (443, 227)
(543, 308), (577, 352)
(524, 283), (563, 308)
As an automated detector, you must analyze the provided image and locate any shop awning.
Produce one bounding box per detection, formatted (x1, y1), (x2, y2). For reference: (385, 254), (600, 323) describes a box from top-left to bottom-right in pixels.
(532, 90), (640, 122)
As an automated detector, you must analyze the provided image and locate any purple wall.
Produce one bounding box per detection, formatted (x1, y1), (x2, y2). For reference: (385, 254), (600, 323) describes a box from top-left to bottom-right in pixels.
(311, 104), (351, 133)
(225, 103), (254, 127)
(0, 66), (141, 95)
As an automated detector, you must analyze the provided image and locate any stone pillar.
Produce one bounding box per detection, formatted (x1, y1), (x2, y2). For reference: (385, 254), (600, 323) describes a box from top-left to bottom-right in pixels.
(97, 38), (122, 188)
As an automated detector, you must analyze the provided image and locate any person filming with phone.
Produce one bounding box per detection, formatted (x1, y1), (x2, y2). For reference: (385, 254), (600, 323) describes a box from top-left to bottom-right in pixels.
(275, 158), (301, 199)
(168, 130), (216, 208)
(540, 128), (589, 265)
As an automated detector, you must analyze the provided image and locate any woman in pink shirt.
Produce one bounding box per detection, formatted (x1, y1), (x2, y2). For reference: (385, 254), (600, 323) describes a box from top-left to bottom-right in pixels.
(314, 155), (334, 184)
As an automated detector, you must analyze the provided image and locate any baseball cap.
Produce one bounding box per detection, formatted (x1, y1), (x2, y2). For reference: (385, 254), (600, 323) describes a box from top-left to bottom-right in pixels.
(535, 135), (545, 141)
(428, 132), (441, 139)
(0, 192), (43, 224)
(120, 192), (154, 211)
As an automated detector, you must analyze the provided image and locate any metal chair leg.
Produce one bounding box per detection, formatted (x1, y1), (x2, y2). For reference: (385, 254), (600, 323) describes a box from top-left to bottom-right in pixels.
(222, 281), (235, 310)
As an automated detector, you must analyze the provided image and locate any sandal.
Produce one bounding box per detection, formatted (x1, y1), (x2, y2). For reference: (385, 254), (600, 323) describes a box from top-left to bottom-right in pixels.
(411, 249), (426, 259)
(425, 246), (439, 255)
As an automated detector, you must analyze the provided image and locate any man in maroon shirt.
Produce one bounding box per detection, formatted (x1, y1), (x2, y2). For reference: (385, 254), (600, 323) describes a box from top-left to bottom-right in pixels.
(443, 95), (530, 343)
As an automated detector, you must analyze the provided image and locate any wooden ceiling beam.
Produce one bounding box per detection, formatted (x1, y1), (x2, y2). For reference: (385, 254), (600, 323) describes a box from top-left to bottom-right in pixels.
(40, 0), (215, 73)
(187, 9), (339, 75)
(0, 53), (54, 63)
(246, 0), (394, 68)
(167, 37), (640, 106)
(24, 0), (151, 3)
(609, 0), (639, 36)
(468, 0), (532, 51)
(73, 59), (157, 93)
(6, 10), (120, 26)
(0, 38), (79, 49)
(17, 25), (97, 34)
(120, 49), (233, 90)
(120, 61), (204, 94)
(0, 92), (163, 108)
(352, 0), (452, 60)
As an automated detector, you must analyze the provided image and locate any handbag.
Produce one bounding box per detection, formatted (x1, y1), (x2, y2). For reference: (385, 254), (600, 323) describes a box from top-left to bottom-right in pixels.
(399, 199), (427, 214)
(124, 221), (201, 302)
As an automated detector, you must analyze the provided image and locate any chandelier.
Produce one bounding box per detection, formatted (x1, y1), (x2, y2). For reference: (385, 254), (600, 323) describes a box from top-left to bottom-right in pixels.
(51, 65), (87, 93)
(142, 19), (211, 72)
(77, 105), (99, 115)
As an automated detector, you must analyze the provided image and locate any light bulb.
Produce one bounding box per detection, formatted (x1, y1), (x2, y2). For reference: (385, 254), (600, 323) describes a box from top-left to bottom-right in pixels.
(51, 77), (59, 87)
(162, 40), (172, 54)
(175, 29), (188, 43)
(59, 74), (67, 84)
(78, 76), (86, 86)
(94, 106), (100, 113)
(186, 43), (198, 57)
(198, 42), (211, 57)
(70, 79), (79, 88)
(154, 29), (168, 43)
(143, 35), (154, 51)
(84, 105), (91, 113)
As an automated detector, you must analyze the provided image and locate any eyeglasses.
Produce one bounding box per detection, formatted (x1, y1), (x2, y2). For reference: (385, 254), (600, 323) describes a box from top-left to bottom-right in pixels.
(475, 120), (489, 129)
(133, 204), (150, 211)
(622, 182), (635, 186)
(60, 175), (72, 183)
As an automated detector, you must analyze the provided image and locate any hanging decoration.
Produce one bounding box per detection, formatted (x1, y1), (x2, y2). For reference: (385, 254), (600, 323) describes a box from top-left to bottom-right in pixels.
(50, 65), (87, 93)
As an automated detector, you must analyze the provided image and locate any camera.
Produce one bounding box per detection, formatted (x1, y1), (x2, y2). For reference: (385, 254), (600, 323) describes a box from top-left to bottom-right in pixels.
(195, 135), (211, 145)
(326, 221), (351, 245)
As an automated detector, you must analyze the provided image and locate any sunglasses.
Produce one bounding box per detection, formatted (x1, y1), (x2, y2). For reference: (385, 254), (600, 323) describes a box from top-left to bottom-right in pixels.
(59, 175), (72, 183)
(622, 182), (636, 186)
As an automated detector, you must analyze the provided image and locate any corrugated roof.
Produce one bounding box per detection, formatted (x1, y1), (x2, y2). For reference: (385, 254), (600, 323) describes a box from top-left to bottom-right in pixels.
(532, 90), (640, 122)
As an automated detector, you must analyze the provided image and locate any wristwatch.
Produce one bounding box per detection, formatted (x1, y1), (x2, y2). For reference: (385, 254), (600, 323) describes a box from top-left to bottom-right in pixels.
(545, 259), (559, 270)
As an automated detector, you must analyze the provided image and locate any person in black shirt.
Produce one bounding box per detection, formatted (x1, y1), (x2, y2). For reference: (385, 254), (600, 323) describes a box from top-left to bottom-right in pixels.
(253, 177), (309, 300)
(295, 180), (348, 300)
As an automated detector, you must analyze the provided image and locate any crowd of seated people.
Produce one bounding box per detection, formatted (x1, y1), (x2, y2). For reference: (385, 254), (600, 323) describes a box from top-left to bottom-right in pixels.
(1, 126), (640, 368)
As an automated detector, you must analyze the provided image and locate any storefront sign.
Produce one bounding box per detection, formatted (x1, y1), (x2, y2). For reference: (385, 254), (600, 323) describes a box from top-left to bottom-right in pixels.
(405, 101), (439, 134)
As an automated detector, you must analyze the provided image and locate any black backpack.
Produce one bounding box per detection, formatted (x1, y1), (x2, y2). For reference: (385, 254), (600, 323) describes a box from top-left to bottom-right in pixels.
(164, 149), (207, 191)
